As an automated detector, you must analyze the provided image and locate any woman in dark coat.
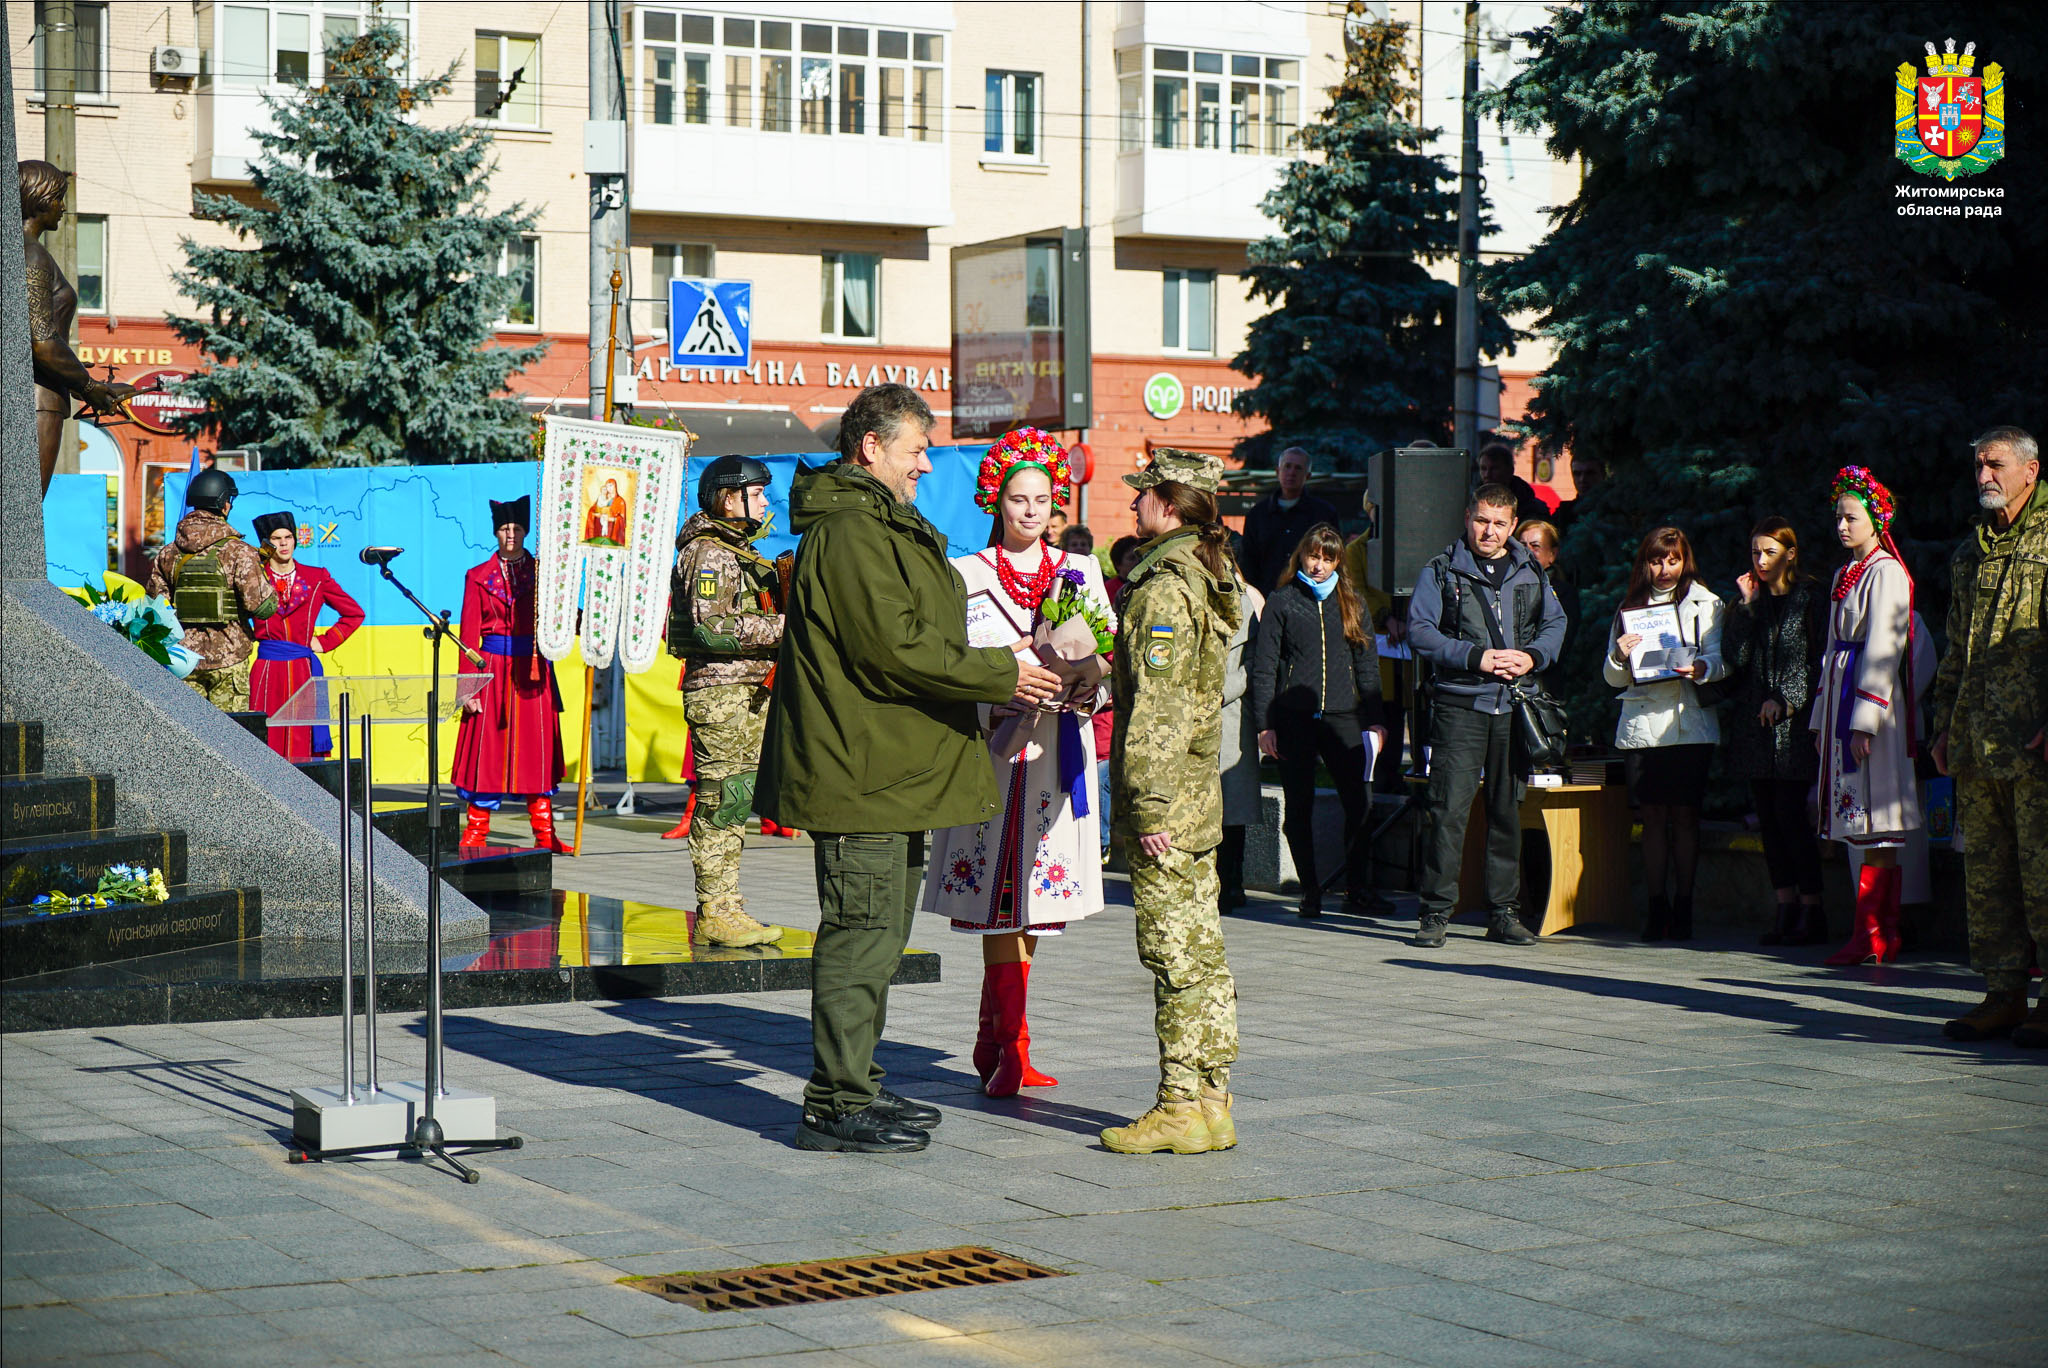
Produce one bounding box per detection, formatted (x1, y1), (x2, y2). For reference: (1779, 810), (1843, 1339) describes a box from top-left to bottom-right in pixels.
(1249, 524), (1384, 919)
(1724, 516), (1829, 945)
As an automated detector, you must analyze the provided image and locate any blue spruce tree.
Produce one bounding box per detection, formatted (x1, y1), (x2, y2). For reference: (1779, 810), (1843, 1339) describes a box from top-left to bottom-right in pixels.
(1232, 15), (1513, 466)
(169, 24), (547, 467)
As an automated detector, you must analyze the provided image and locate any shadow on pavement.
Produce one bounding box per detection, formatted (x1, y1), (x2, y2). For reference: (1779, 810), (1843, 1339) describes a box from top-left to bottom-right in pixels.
(423, 998), (987, 1146)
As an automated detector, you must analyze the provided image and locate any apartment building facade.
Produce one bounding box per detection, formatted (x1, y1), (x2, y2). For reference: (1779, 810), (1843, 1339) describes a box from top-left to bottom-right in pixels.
(14, 1), (1565, 560)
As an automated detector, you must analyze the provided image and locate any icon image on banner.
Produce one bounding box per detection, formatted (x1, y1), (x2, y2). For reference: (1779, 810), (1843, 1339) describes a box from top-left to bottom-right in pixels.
(580, 466), (637, 549)
(1143, 372), (1184, 420)
(1895, 38), (2004, 180)
(669, 279), (753, 368)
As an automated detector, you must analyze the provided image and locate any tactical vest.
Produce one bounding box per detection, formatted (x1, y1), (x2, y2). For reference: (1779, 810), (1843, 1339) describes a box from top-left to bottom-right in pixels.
(172, 544), (237, 625)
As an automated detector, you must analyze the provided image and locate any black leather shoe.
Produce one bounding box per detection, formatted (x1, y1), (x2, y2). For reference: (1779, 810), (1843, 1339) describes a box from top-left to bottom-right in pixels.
(795, 1106), (931, 1153)
(872, 1089), (941, 1129)
(1486, 914), (1538, 945)
(1297, 887), (1322, 919)
(1410, 915), (1449, 948)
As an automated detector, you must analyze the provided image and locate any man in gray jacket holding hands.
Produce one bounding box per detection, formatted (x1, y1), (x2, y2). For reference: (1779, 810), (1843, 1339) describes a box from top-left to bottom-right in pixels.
(1407, 484), (1568, 947)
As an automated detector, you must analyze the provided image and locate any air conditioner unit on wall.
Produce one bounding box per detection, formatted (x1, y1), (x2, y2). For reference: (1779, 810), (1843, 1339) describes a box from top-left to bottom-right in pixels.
(152, 45), (197, 77)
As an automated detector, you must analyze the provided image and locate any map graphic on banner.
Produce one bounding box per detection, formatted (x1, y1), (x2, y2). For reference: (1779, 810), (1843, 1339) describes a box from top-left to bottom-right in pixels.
(536, 416), (691, 672)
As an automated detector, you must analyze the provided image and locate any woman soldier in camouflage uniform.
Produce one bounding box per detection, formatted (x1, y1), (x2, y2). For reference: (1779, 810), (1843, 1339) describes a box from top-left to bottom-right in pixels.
(1102, 450), (1246, 1155)
(668, 457), (787, 949)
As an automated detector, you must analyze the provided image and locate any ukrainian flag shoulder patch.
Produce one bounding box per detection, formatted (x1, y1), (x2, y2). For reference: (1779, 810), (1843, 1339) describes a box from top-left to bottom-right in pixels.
(1143, 623), (1175, 673)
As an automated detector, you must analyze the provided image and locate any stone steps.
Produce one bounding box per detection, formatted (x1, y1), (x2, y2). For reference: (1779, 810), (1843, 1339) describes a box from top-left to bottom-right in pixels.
(1, 883), (260, 978)
(0, 827), (190, 907)
(1, 720), (43, 778)
(2, 772), (116, 838)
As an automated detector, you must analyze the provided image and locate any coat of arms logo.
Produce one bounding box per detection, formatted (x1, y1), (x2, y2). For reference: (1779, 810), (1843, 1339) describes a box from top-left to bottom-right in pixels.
(1896, 39), (2005, 180)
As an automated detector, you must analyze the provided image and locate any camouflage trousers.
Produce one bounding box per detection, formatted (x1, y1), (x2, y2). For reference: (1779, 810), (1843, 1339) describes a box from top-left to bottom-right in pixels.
(185, 655), (252, 713)
(684, 682), (769, 910)
(1957, 767), (2048, 993)
(1128, 841), (1237, 1102)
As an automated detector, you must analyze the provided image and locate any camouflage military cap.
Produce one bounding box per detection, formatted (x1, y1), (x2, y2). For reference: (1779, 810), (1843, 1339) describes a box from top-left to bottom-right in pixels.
(1125, 448), (1224, 494)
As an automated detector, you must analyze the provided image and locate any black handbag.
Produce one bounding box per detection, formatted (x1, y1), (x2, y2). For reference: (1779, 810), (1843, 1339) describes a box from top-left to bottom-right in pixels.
(1509, 679), (1571, 769)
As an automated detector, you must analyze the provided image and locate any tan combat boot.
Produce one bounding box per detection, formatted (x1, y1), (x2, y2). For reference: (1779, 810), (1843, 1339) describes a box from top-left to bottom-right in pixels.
(692, 899), (781, 948)
(1941, 988), (2029, 1042)
(1101, 1100), (1213, 1155)
(2011, 996), (2048, 1050)
(1198, 1086), (1237, 1150)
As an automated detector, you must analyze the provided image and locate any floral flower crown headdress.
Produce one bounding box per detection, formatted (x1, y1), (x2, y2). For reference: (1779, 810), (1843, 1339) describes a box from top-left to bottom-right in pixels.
(1830, 465), (1896, 532)
(975, 427), (1073, 513)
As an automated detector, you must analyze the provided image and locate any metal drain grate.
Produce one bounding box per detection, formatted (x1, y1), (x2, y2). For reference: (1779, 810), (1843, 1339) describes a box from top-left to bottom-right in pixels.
(626, 1246), (1065, 1311)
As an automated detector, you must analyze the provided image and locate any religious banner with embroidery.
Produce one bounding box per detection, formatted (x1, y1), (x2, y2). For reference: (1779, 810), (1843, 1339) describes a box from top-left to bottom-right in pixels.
(536, 416), (690, 671)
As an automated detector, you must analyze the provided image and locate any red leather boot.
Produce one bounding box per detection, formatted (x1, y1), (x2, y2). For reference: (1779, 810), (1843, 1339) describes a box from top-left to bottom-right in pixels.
(972, 967), (1000, 1086)
(1015, 962), (1058, 1088)
(527, 796), (575, 855)
(660, 790), (697, 841)
(984, 961), (1027, 1097)
(1825, 865), (1884, 966)
(1865, 867), (1902, 965)
(459, 804), (493, 850)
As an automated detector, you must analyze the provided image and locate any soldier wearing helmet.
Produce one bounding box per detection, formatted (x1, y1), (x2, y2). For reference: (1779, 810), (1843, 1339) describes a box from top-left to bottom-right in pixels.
(664, 455), (788, 948)
(145, 468), (278, 712)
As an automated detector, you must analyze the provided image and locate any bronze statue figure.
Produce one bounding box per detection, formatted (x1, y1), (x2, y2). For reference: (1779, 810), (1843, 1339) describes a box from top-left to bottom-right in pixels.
(20, 159), (136, 491)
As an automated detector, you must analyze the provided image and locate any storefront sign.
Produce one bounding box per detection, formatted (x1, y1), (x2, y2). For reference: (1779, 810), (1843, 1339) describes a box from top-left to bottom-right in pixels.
(124, 368), (208, 435)
(1143, 372), (1184, 420)
(629, 352), (949, 392)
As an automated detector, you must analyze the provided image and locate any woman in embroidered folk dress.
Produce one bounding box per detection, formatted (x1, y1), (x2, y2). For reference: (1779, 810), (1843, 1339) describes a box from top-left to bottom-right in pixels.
(247, 510), (364, 762)
(924, 429), (1114, 1097)
(1810, 467), (1922, 966)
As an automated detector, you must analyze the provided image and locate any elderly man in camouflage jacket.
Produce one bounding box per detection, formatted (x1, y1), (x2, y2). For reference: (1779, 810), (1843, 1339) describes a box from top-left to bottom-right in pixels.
(1102, 449), (1246, 1156)
(1932, 426), (2048, 1047)
(145, 469), (276, 712)
(668, 456), (787, 949)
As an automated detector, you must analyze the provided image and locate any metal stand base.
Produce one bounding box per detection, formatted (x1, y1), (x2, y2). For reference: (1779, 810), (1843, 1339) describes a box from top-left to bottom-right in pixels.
(289, 1086), (409, 1150)
(287, 1084), (521, 1184)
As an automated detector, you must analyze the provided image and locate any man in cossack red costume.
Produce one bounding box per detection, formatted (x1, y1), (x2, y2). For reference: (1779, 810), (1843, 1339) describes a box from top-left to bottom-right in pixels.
(248, 510), (365, 762)
(453, 497), (572, 854)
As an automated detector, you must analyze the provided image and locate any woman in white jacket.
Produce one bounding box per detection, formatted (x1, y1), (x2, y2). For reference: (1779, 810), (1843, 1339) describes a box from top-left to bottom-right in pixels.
(1605, 526), (1727, 942)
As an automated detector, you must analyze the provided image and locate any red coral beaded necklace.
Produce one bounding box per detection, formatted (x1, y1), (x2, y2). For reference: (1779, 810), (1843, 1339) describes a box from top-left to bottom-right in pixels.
(1834, 546), (1883, 602)
(993, 543), (1059, 611)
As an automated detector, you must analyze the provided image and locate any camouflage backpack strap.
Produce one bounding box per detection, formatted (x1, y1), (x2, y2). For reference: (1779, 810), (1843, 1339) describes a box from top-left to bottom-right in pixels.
(171, 546), (234, 625)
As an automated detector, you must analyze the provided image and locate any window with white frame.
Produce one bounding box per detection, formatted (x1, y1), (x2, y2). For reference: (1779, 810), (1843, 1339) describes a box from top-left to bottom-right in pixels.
(31, 2), (108, 99)
(653, 243), (716, 295)
(635, 12), (943, 141)
(984, 70), (1042, 160)
(820, 252), (879, 342)
(213, 3), (408, 90)
(75, 217), (107, 313)
(476, 31), (540, 124)
(498, 235), (539, 328)
(1162, 269), (1215, 354)
(1118, 46), (1298, 154)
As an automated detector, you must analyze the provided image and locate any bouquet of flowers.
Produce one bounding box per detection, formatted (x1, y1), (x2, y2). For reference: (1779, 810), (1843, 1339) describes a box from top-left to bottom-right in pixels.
(61, 573), (201, 678)
(32, 864), (171, 914)
(991, 569), (1112, 762)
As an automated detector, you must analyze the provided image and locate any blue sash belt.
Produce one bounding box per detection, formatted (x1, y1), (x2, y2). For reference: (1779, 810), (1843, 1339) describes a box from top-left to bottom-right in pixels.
(481, 633), (534, 656)
(256, 640), (328, 753)
(1058, 711), (1090, 818)
(1832, 643), (1866, 775)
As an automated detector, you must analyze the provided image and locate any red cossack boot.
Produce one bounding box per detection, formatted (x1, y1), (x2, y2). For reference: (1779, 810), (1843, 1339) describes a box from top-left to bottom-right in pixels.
(973, 967), (1000, 1086)
(1866, 867), (1902, 965)
(1015, 962), (1057, 1088)
(660, 790), (697, 841)
(526, 796), (575, 855)
(459, 804), (493, 849)
(1825, 865), (1884, 966)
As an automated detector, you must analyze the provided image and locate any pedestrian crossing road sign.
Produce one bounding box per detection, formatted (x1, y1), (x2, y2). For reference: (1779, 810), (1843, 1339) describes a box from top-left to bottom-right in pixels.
(668, 279), (752, 368)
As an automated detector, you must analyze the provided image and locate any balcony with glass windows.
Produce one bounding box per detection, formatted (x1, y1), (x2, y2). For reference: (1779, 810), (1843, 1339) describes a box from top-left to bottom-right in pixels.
(632, 13), (952, 228)
(193, 2), (407, 183)
(1113, 44), (1302, 241)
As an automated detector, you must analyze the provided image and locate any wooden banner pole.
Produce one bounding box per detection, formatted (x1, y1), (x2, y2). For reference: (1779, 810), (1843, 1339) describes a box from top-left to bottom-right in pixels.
(573, 266), (625, 857)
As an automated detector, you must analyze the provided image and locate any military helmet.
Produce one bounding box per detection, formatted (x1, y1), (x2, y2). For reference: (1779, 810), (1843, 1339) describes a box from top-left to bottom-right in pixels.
(698, 455), (773, 514)
(186, 468), (239, 512)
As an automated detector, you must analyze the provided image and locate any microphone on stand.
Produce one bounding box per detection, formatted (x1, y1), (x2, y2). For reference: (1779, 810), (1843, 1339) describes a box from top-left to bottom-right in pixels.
(359, 546), (405, 566)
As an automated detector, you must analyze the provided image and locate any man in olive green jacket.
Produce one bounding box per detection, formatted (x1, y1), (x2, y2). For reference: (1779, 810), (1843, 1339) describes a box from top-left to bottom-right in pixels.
(760, 384), (1062, 1152)
(1931, 426), (2047, 1046)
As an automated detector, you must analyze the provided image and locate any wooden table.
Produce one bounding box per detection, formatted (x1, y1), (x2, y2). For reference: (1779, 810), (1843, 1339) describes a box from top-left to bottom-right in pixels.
(1453, 783), (1630, 934)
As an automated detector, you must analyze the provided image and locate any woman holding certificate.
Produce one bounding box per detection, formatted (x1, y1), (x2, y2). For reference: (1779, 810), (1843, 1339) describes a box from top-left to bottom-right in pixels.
(1604, 527), (1728, 941)
(1810, 467), (1922, 966)
(925, 429), (1115, 1097)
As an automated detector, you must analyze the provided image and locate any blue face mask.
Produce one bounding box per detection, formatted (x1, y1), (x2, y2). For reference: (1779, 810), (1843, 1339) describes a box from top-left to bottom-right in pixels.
(1297, 569), (1337, 601)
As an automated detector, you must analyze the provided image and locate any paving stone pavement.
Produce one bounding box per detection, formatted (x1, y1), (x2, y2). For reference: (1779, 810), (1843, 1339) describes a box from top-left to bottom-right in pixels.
(4, 816), (2045, 1368)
